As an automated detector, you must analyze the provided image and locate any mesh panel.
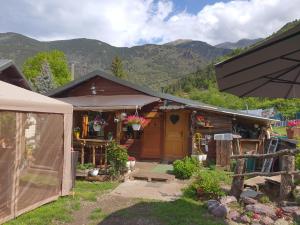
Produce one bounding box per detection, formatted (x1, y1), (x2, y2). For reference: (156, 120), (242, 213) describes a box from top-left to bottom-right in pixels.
(16, 113), (64, 212)
(0, 112), (16, 219)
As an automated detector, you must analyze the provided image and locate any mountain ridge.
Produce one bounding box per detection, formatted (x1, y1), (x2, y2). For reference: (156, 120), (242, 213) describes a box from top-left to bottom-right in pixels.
(0, 32), (259, 88)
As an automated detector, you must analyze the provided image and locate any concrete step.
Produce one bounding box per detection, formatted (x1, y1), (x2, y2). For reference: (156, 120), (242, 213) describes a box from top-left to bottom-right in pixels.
(130, 170), (175, 182)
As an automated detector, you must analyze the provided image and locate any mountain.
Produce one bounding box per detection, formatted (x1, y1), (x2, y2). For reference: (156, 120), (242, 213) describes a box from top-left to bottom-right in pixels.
(215, 38), (263, 49)
(0, 33), (231, 89)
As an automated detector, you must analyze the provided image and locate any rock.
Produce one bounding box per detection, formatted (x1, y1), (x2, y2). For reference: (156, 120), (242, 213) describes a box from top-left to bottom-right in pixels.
(240, 215), (251, 223)
(292, 210), (300, 221)
(241, 196), (258, 205)
(225, 220), (239, 225)
(260, 216), (274, 225)
(281, 206), (299, 214)
(274, 218), (289, 225)
(211, 204), (228, 218)
(220, 196), (237, 205)
(245, 204), (276, 218)
(227, 210), (240, 221)
(250, 223), (260, 225)
(207, 200), (220, 213)
(240, 188), (262, 199)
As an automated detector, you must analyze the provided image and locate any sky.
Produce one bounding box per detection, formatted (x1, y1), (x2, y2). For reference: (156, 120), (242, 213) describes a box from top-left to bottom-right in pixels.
(0, 0), (299, 47)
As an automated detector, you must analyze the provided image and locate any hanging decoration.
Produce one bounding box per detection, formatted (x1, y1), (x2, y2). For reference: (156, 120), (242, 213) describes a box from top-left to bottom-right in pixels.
(93, 114), (108, 131)
(169, 114), (180, 124)
(125, 106), (146, 131)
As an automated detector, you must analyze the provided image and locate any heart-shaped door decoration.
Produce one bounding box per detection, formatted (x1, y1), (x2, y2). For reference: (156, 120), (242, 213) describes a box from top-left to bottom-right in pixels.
(170, 114), (180, 124)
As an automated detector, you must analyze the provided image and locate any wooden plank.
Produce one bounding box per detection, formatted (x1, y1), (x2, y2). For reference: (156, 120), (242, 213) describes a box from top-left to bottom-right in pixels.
(280, 155), (295, 200)
(231, 148), (300, 159)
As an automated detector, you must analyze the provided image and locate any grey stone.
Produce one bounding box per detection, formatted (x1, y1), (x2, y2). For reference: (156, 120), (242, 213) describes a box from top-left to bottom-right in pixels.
(240, 215), (251, 223)
(211, 204), (228, 218)
(292, 210), (300, 221)
(207, 200), (220, 213)
(274, 218), (289, 225)
(260, 216), (274, 225)
(281, 206), (299, 214)
(241, 196), (258, 205)
(240, 188), (260, 199)
(220, 196), (237, 205)
(245, 204), (276, 217)
(227, 210), (240, 221)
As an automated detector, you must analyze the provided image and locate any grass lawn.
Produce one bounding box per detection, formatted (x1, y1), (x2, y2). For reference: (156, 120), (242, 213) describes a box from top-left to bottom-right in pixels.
(272, 126), (287, 136)
(4, 181), (118, 225)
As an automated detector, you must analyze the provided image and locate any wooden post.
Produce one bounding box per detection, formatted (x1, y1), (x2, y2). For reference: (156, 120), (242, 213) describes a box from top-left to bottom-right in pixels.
(280, 155), (295, 200)
(115, 112), (122, 144)
(92, 146), (96, 166)
(81, 144), (84, 165)
(230, 159), (245, 198)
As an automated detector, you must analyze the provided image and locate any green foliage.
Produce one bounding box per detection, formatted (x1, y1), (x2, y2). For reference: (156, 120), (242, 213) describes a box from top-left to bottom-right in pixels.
(22, 50), (71, 90)
(258, 195), (270, 204)
(107, 141), (128, 178)
(166, 61), (300, 119)
(185, 168), (232, 199)
(111, 56), (127, 78)
(76, 163), (94, 170)
(173, 156), (200, 179)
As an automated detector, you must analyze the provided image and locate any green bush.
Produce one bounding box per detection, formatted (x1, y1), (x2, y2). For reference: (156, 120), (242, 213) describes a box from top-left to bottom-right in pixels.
(173, 157), (199, 179)
(184, 168), (231, 199)
(76, 163), (94, 170)
(107, 141), (128, 179)
(193, 170), (225, 198)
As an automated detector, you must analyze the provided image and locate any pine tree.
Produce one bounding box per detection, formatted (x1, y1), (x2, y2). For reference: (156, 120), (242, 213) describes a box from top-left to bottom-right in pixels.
(111, 56), (126, 78)
(34, 61), (55, 94)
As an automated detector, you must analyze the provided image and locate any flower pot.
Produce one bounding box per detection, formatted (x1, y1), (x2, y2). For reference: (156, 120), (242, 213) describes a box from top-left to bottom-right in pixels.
(129, 160), (136, 170)
(89, 168), (99, 177)
(93, 124), (101, 131)
(286, 127), (294, 139)
(132, 124), (141, 131)
(74, 132), (80, 139)
(126, 161), (131, 171)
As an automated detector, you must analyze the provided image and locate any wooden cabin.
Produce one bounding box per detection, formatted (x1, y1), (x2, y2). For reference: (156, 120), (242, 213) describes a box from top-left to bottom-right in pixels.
(0, 59), (32, 90)
(48, 70), (273, 164)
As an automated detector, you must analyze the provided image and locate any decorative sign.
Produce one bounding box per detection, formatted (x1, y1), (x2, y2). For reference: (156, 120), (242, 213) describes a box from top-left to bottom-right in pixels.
(170, 114), (180, 124)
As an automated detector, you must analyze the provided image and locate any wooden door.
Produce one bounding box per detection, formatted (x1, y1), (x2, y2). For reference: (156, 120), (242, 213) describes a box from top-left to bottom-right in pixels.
(164, 111), (189, 160)
(141, 116), (161, 159)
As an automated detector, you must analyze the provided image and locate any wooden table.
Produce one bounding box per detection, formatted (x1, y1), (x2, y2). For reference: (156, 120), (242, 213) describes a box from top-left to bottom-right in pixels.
(74, 139), (110, 167)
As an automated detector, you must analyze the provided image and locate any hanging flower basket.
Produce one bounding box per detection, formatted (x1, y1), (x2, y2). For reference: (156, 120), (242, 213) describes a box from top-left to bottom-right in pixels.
(125, 115), (147, 131)
(93, 115), (108, 131)
(132, 124), (141, 131)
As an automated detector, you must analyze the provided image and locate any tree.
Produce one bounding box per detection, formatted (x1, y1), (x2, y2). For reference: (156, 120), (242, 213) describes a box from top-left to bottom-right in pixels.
(34, 61), (55, 94)
(111, 56), (126, 78)
(23, 50), (71, 90)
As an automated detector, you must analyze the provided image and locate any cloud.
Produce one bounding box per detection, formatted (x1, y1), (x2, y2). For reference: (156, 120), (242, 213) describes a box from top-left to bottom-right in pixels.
(0, 0), (299, 46)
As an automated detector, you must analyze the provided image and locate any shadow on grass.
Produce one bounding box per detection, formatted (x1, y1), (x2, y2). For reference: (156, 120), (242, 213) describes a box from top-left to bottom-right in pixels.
(98, 198), (225, 225)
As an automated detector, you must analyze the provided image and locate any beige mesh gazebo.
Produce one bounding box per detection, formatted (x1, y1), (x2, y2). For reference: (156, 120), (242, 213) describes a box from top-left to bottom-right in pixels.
(0, 81), (73, 223)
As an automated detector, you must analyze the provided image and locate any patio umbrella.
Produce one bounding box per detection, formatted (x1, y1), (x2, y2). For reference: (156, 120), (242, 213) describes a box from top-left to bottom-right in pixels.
(215, 24), (300, 98)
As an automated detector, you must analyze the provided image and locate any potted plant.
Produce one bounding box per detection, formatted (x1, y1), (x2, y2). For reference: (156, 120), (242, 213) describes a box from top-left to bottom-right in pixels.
(74, 127), (81, 139)
(287, 120), (300, 139)
(195, 115), (205, 126)
(93, 115), (108, 132)
(128, 156), (136, 170)
(126, 115), (146, 131)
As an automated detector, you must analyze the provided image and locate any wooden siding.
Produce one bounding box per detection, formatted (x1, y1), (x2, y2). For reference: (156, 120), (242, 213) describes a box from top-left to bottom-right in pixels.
(55, 76), (144, 97)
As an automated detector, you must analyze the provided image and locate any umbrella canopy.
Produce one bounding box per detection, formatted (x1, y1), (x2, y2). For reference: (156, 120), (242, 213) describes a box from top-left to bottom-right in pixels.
(215, 24), (300, 98)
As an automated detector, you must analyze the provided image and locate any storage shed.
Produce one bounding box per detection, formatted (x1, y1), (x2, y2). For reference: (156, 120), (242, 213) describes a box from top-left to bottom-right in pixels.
(0, 81), (73, 223)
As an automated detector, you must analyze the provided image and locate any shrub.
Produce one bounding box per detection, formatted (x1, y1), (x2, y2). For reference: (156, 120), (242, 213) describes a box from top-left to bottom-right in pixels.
(258, 195), (270, 204)
(77, 163), (94, 170)
(173, 157), (199, 179)
(184, 168), (231, 199)
(107, 141), (128, 179)
(193, 170), (225, 198)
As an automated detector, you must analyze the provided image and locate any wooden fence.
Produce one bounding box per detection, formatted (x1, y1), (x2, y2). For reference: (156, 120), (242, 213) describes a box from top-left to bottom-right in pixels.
(230, 148), (300, 200)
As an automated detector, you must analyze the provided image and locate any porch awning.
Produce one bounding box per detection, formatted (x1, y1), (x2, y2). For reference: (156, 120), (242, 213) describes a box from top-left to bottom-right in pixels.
(56, 94), (160, 111)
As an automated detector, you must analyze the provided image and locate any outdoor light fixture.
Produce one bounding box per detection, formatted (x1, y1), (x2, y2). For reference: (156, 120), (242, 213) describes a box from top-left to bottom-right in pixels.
(90, 83), (104, 95)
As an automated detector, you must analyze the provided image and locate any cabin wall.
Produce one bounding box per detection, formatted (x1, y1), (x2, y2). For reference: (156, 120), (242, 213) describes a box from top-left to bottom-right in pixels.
(54, 76), (143, 97)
